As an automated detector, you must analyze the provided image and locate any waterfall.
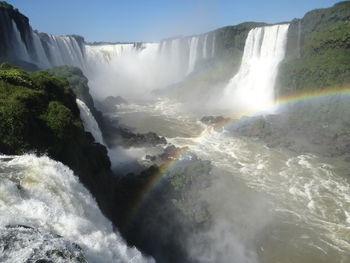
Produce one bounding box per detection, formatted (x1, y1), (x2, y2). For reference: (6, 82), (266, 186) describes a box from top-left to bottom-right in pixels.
(202, 34), (208, 59)
(7, 18), (86, 70)
(76, 99), (105, 146)
(85, 43), (134, 64)
(224, 24), (290, 112)
(11, 20), (30, 62)
(0, 154), (152, 263)
(31, 31), (51, 68)
(211, 33), (216, 57)
(187, 36), (199, 74)
(44, 35), (85, 68)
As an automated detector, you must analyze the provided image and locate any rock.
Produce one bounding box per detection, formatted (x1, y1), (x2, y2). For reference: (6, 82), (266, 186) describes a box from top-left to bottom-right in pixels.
(122, 131), (167, 148)
(105, 95), (128, 105)
(97, 96), (128, 113)
(0, 225), (87, 263)
(200, 116), (227, 125)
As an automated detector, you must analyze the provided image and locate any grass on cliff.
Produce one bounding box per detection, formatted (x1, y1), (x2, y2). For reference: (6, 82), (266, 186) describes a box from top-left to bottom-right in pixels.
(278, 1), (350, 95)
(0, 63), (84, 154)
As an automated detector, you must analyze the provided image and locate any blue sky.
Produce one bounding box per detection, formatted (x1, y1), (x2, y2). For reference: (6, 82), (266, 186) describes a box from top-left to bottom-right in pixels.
(7, 0), (341, 42)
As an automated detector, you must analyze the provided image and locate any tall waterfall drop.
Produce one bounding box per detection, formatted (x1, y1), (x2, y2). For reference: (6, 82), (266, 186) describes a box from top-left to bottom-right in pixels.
(76, 99), (105, 146)
(0, 154), (152, 263)
(224, 24), (289, 112)
(187, 36), (199, 75)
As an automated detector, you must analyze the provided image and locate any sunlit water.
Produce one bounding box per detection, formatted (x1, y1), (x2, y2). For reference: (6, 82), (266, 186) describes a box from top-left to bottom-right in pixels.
(116, 99), (350, 263)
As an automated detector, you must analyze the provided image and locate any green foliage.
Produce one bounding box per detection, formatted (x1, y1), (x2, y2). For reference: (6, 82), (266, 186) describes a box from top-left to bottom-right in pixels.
(0, 63), (84, 155)
(279, 48), (350, 94)
(41, 101), (81, 139)
(277, 1), (350, 95)
(46, 66), (90, 102)
(0, 67), (33, 88)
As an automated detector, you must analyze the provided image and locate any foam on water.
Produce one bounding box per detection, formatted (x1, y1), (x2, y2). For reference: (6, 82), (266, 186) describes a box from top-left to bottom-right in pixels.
(171, 127), (350, 255)
(0, 154), (153, 263)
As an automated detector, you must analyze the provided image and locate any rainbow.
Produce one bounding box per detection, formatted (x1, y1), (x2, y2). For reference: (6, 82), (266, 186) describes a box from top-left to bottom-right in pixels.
(125, 85), (350, 224)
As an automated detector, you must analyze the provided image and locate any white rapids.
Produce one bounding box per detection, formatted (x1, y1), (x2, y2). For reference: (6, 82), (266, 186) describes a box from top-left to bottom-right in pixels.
(115, 99), (350, 263)
(0, 154), (153, 263)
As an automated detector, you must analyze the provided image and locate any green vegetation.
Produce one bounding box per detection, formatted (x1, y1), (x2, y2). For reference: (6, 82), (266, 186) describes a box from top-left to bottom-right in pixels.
(0, 63), (83, 155)
(46, 66), (107, 143)
(0, 63), (114, 222)
(46, 66), (91, 103)
(277, 1), (350, 95)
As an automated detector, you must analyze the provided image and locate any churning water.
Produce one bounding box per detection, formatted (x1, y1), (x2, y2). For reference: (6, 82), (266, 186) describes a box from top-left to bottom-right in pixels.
(0, 155), (153, 263)
(115, 98), (350, 263)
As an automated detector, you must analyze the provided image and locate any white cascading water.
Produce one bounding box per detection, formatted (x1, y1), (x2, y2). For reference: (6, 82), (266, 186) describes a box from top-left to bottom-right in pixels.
(187, 36), (199, 75)
(76, 99), (105, 146)
(85, 43), (134, 63)
(0, 154), (153, 263)
(84, 43), (164, 99)
(8, 19), (217, 99)
(170, 39), (181, 79)
(224, 24), (289, 112)
(31, 30), (51, 68)
(45, 35), (85, 69)
(11, 20), (30, 62)
(9, 19), (85, 69)
(211, 33), (216, 57)
(202, 34), (208, 59)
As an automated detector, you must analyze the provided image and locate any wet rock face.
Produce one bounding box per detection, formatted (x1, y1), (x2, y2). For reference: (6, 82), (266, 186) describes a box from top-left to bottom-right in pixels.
(97, 96), (128, 113)
(200, 115), (227, 125)
(228, 96), (350, 157)
(0, 225), (87, 263)
(121, 131), (167, 148)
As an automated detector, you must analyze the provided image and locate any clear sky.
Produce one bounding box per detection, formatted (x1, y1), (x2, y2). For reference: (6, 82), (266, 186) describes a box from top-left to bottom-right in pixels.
(6, 0), (342, 42)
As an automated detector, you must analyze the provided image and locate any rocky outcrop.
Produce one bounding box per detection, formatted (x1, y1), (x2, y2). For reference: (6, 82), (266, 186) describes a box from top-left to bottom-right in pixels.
(97, 96), (128, 113)
(200, 115), (228, 125)
(229, 93), (350, 157)
(113, 152), (213, 263)
(0, 225), (87, 263)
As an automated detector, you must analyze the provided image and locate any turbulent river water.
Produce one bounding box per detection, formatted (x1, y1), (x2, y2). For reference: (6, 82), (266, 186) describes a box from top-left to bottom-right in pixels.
(115, 98), (350, 263)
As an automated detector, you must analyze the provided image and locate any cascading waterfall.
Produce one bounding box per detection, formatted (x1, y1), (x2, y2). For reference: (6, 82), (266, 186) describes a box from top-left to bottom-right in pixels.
(11, 20), (30, 62)
(85, 43), (134, 63)
(187, 36), (199, 75)
(5, 16), (217, 98)
(211, 33), (216, 57)
(76, 99), (105, 146)
(7, 19), (85, 69)
(31, 30), (51, 68)
(0, 154), (153, 263)
(44, 35), (85, 69)
(202, 34), (208, 59)
(224, 24), (290, 112)
(84, 42), (165, 99)
(170, 39), (181, 79)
